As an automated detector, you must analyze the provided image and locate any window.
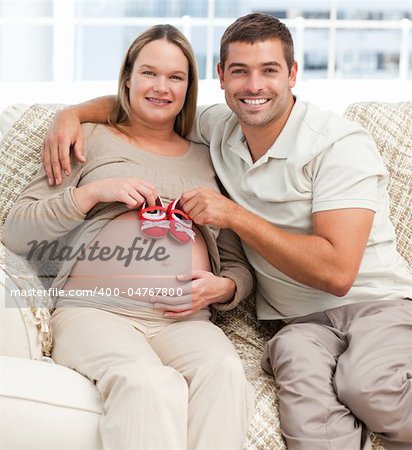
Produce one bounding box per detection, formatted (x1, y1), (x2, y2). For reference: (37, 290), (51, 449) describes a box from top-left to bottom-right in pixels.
(0, 0), (53, 81)
(0, 0), (410, 84)
(302, 29), (329, 79)
(335, 29), (402, 78)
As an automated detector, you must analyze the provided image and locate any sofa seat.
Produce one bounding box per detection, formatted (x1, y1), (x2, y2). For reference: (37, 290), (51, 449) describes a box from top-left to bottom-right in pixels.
(0, 356), (102, 449)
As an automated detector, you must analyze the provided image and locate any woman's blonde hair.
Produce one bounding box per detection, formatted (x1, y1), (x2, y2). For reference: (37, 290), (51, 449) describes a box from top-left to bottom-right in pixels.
(108, 24), (198, 138)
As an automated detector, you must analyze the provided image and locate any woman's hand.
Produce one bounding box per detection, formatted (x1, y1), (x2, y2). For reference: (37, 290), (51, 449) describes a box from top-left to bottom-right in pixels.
(151, 270), (236, 318)
(74, 178), (158, 214)
(42, 108), (86, 186)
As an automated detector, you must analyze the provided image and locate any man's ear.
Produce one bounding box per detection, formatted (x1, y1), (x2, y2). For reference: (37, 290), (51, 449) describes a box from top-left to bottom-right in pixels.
(288, 61), (298, 88)
(217, 63), (225, 90)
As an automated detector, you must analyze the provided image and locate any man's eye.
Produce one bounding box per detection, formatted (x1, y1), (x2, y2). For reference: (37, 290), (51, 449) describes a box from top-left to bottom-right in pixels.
(232, 69), (246, 75)
(265, 68), (279, 73)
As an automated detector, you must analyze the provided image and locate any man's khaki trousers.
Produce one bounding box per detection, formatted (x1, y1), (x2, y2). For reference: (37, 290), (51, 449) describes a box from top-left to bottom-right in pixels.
(51, 306), (254, 450)
(262, 299), (412, 450)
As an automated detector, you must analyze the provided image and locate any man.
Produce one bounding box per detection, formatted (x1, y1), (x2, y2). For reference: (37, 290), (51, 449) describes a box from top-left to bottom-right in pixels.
(43, 13), (412, 450)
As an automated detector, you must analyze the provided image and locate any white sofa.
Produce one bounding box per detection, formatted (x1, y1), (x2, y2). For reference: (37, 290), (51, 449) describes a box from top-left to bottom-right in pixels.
(2, 100), (411, 449)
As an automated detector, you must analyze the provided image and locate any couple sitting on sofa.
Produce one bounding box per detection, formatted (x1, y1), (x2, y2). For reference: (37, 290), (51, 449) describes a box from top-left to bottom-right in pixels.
(3, 12), (412, 450)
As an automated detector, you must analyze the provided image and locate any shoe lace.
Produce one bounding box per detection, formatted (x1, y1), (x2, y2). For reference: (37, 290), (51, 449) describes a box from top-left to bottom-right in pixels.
(173, 221), (196, 241)
(140, 220), (170, 231)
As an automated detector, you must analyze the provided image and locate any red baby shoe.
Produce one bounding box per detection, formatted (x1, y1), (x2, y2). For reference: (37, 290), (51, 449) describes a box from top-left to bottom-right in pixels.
(167, 199), (196, 244)
(138, 197), (169, 239)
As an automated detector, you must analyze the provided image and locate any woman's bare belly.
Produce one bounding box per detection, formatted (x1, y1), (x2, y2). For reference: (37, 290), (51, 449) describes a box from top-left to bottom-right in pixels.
(64, 211), (211, 302)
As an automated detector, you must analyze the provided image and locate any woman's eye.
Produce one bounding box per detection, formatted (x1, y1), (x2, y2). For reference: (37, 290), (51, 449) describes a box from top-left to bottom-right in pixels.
(170, 75), (183, 80)
(143, 71), (155, 76)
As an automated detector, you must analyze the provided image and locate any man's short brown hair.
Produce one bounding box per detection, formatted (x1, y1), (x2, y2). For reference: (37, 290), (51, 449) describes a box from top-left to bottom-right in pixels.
(220, 13), (294, 72)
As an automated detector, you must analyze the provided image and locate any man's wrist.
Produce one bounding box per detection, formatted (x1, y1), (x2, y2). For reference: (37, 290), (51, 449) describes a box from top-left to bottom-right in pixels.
(65, 105), (86, 123)
(227, 202), (247, 232)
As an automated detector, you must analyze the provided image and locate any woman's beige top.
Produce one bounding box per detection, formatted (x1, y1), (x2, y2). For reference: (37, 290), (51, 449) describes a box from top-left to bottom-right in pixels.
(3, 124), (254, 311)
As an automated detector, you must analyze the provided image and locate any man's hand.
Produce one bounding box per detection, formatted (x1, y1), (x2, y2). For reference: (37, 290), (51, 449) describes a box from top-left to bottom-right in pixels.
(42, 108), (85, 185)
(180, 187), (239, 229)
(42, 96), (116, 185)
(151, 270), (235, 318)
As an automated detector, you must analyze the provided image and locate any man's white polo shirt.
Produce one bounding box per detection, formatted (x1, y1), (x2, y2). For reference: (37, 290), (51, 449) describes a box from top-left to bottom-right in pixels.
(190, 98), (412, 320)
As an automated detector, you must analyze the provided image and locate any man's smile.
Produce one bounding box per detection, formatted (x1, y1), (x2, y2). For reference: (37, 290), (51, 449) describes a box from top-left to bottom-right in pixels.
(240, 98), (271, 107)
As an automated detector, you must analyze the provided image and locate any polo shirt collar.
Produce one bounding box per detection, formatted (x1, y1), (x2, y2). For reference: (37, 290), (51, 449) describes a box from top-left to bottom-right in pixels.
(265, 97), (306, 160)
(227, 96), (307, 165)
(227, 124), (254, 166)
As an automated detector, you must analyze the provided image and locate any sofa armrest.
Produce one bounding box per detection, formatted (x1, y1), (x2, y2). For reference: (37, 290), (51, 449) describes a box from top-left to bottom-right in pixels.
(0, 355), (102, 449)
(0, 104), (28, 139)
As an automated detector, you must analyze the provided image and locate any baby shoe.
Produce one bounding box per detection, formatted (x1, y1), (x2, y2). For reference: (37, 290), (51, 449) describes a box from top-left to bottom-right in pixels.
(167, 199), (196, 244)
(138, 197), (169, 238)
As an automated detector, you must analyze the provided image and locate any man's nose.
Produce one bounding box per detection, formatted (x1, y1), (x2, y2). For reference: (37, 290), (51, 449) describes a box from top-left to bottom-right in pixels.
(244, 72), (263, 94)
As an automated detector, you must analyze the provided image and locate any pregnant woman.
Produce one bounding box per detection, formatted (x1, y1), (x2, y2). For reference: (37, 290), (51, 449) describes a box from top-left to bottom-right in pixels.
(3, 24), (254, 450)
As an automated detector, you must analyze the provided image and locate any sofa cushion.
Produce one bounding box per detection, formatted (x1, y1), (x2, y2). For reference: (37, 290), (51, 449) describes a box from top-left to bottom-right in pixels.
(0, 242), (53, 357)
(344, 102), (412, 270)
(0, 103), (63, 237)
(0, 261), (43, 359)
(0, 104), (27, 139)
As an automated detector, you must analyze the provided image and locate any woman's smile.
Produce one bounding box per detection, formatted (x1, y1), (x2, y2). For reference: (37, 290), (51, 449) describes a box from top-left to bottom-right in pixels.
(145, 96), (172, 106)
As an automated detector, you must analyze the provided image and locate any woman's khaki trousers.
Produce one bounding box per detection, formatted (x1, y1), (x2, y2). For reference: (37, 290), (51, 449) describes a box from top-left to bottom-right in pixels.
(51, 306), (254, 450)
